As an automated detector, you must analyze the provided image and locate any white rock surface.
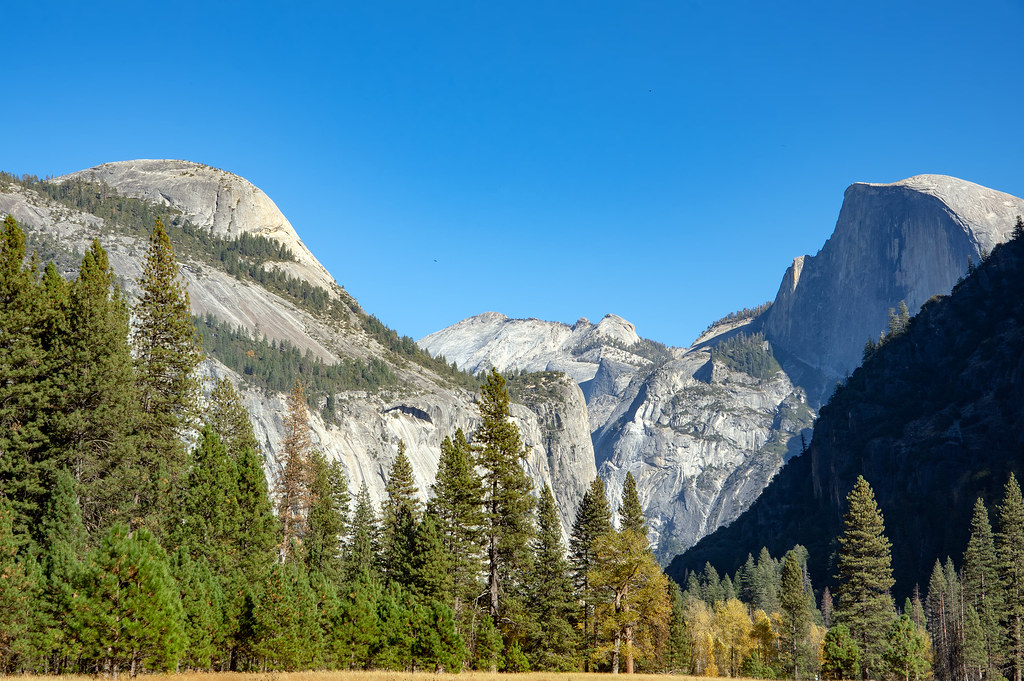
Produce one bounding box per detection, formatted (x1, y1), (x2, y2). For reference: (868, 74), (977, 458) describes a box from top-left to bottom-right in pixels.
(0, 166), (597, 537)
(59, 160), (338, 294)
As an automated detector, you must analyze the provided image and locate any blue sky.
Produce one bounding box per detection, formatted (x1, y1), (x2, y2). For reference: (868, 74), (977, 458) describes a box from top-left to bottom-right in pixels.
(3, 1), (1022, 347)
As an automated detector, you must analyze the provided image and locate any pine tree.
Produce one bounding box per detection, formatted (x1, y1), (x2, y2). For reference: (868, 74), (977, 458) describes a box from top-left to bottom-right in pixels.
(205, 377), (260, 459)
(277, 379), (314, 560)
(663, 580), (691, 673)
(619, 471), (647, 536)
(73, 524), (185, 675)
(250, 559), (321, 670)
(884, 614), (931, 681)
(0, 215), (52, 538)
(37, 470), (87, 672)
(753, 547), (781, 614)
(172, 550), (223, 671)
(132, 218), (202, 536)
(780, 550), (814, 679)
(305, 451), (348, 582)
(49, 239), (137, 533)
(382, 440), (421, 583)
(962, 497), (1003, 677)
(569, 476), (613, 669)
(345, 482), (382, 582)
(821, 623), (860, 680)
(835, 476), (896, 678)
(473, 369), (535, 628)
(233, 442), (278, 581)
(408, 510), (452, 604)
(702, 562), (725, 605)
(525, 484), (577, 671)
(998, 473), (1024, 681)
(428, 429), (485, 619)
(0, 493), (38, 673)
(927, 558), (957, 681)
(176, 427), (239, 575)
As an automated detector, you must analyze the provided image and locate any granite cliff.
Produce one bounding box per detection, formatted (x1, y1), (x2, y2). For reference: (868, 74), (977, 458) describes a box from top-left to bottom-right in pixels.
(0, 160), (597, 536)
(421, 175), (1024, 561)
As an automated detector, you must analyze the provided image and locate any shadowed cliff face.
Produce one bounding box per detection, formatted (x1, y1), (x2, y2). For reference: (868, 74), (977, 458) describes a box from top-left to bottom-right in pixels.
(420, 175), (1024, 564)
(764, 176), (1024, 405)
(670, 228), (1024, 599)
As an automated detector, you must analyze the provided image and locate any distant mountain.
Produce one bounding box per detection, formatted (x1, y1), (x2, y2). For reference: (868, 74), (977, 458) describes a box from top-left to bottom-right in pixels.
(0, 160), (597, 536)
(421, 175), (1024, 562)
(669, 222), (1024, 599)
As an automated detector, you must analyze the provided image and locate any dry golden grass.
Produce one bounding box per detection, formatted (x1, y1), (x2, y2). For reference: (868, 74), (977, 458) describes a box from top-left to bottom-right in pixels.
(13, 672), (738, 681)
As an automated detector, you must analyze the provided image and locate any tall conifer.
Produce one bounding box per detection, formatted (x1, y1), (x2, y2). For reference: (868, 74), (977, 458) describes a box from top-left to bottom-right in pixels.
(473, 369), (534, 626)
(962, 497), (1003, 677)
(132, 217), (202, 535)
(277, 379), (314, 560)
(780, 550), (814, 679)
(998, 473), (1024, 681)
(569, 476), (613, 669)
(619, 472), (647, 536)
(835, 476), (895, 678)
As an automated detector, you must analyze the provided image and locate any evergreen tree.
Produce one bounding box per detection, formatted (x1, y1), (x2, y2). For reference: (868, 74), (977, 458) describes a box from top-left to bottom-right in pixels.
(663, 580), (691, 673)
(702, 562), (725, 605)
(49, 239), (137, 533)
(204, 377), (260, 459)
(345, 481), (382, 581)
(382, 440), (421, 583)
(619, 471), (647, 536)
(428, 429), (485, 619)
(0, 493), (38, 673)
(233, 443), (278, 579)
(408, 510), (452, 604)
(962, 497), (1003, 678)
(998, 473), (1024, 681)
(473, 369), (535, 628)
(884, 614), (931, 681)
(525, 484), (577, 671)
(132, 217), (202, 536)
(277, 379), (314, 561)
(835, 476), (896, 677)
(37, 470), (87, 672)
(753, 546), (781, 614)
(172, 550), (223, 671)
(821, 623), (860, 680)
(249, 559), (321, 670)
(333, 570), (381, 669)
(305, 451), (348, 582)
(176, 427), (239, 575)
(780, 550), (814, 679)
(927, 558), (959, 681)
(0, 216), (52, 538)
(569, 476), (613, 669)
(73, 524), (185, 676)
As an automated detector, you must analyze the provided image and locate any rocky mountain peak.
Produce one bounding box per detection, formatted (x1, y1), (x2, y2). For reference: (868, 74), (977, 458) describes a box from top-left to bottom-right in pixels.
(595, 313), (640, 346)
(59, 159), (337, 293)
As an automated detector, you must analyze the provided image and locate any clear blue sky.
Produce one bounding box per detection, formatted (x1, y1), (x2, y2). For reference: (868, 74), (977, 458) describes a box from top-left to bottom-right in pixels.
(3, 1), (1022, 348)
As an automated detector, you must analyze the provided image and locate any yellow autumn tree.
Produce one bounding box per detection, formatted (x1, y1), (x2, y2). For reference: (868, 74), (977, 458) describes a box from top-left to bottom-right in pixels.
(714, 598), (753, 676)
(589, 528), (670, 673)
(685, 598), (718, 676)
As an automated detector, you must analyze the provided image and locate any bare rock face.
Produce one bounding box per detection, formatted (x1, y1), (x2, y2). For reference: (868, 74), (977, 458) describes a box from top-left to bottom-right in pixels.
(763, 175), (1024, 404)
(60, 159), (338, 293)
(0, 164), (597, 537)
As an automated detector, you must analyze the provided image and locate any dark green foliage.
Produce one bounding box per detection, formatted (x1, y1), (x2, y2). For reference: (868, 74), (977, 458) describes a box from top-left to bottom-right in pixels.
(414, 599), (467, 672)
(753, 547), (781, 614)
(305, 450), (349, 582)
(204, 377), (260, 458)
(821, 623), (860, 680)
(711, 331), (782, 379)
(332, 572), (381, 669)
(569, 476), (613, 668)
(132, 218), (203, 536)
(172, 550), (223, 671)
(998, 473), (1024, 681)
(48, 239), (138, 533)
(0, 215), (52, 538)
(176, 427), (239, 575)
(195, 313), (398, 406)
(701, 301), (773, 335)
(835, 476), (896, 677)
(883, 614), (930, 681)
(473, 369), (535, 624)
(428, 428), (485, 617)
(962, 497), (1003, 677)
(525, 484), (578, 671)
(780, 551), (814, 679)
(619, 471), (647, 536)
(72, 524), (185, 675)
(926, 558), (962, 681)
(663, 580), (690, 673)
(408, 511), (452, 604)
(383, 441), (421, 583)
(702, 562), (725, 604)
(345, 482), (382, 582)
(0, 494), (38, 673)
(474, 613), (503, 671)
(249, 560), (321, 670)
